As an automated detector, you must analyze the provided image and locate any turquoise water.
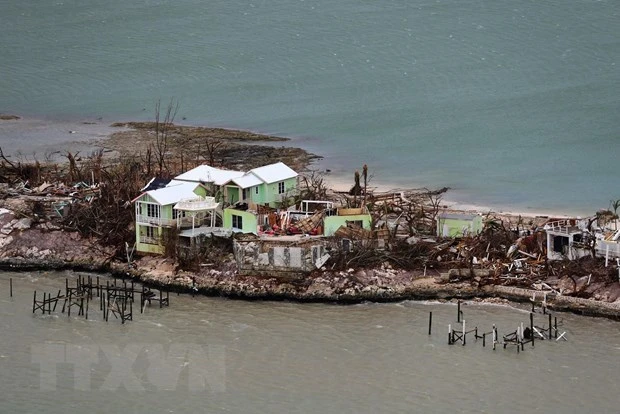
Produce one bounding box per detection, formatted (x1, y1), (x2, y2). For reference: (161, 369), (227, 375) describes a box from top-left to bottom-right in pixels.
(1, 0), (618, 214)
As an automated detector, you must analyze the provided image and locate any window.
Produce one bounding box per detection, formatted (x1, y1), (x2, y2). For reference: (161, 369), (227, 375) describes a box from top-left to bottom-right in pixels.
(278, 182), (285, 194)
(172, 210), (185, 220)
(232, 214), (243, 229)
(146, 204), (160, 218)
(242, 189), (248, 201)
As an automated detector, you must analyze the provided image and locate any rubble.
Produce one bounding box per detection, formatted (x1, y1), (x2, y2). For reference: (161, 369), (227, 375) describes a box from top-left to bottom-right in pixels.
(1, 145), (620, 318)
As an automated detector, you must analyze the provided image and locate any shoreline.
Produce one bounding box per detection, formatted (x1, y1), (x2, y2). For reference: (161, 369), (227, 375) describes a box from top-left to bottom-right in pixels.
(1, 258), (619, 320)
(323, 175), (577, 221)
(0, 114), (598, 218)
(2, 115), (619, 321)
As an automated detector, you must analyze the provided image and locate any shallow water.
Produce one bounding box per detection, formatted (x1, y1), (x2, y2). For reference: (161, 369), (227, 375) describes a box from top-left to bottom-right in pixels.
(1, 271), (619, 412)
(0, 0), (618, 214)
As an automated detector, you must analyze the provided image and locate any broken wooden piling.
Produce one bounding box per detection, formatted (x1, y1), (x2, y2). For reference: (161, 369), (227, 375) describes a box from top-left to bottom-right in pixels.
(428, 311), (432, 335)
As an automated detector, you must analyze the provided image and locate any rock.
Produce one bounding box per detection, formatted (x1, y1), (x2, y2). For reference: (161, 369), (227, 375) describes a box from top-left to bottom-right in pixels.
(43, 222), (62, 231)
(0, 236), (13, 249)
(13, 218), (32, 230)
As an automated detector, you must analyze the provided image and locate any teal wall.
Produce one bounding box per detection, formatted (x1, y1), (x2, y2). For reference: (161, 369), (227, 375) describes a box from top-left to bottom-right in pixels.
(324, 214), (372, 236)
(226, 186), (240, 204)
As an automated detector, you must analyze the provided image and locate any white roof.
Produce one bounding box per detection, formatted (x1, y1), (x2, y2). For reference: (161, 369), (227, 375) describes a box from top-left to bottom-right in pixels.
(175, 165), (244, 186)
(249, 162), (297, 184)
(229, 173), (263, 189)
(146, 182), (202, 205)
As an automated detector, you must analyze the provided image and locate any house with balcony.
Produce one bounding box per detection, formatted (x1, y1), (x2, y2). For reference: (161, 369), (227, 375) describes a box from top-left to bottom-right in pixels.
(133, 162), (299, 253)
(133, 180), (221, 254)
(544, 218), (620, 263)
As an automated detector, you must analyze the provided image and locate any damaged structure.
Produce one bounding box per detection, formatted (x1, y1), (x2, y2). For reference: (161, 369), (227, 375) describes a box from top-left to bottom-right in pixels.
(233, 234), (330, 279)
(133, 162), (299, 254)
(544, 218), (620, 262)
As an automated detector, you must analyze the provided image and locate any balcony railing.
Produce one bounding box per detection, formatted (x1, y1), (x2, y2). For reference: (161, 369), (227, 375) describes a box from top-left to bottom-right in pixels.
(174, 197), (219, 211)
(136, 215), (176, 227)
(139, 236), (160, 245)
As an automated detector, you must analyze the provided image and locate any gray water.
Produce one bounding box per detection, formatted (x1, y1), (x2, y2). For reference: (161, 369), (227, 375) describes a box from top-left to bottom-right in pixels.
(0, 0), (618, 215)
(1, 271), (619, 413)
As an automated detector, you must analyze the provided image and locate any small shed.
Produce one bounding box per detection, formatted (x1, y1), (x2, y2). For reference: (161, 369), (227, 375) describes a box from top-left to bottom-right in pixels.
(436, 213), (483, 238)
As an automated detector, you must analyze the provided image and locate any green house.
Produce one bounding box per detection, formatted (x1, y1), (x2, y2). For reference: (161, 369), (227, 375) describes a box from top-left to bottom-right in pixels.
(436, 213), (483, 238)
(133, 181), (217, 254)
(134, 162), (300, 250)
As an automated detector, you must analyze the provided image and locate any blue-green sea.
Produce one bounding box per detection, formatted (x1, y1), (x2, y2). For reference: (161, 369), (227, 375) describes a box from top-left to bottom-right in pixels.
(1, 0), (618, 215)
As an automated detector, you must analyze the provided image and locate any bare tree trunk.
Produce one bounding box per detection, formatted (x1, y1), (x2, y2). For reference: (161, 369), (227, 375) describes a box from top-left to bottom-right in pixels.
(154, 98), (179, 176)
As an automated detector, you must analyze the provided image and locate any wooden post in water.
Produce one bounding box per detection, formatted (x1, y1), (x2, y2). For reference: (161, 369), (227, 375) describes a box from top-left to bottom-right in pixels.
(9, 278), (12, 297)
(53, 290), (61, 312)
(457, 300), (461, 322)
(482, 333), (486, 347)
(33, 291), (36, 313)
(554, 317), (558, 339)
(530, 313), (534, 347)
(462, 320), (466, 346)
(428, 312), (432, 335)
(140, 286), (144, 314)
(448, 324), (452, 345)
(492, 325), (497, 351)
(548, 313), (552, 338)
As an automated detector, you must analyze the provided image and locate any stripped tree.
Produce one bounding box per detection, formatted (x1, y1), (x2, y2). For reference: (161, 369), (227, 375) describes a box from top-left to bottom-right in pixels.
(153, 98), (179, 176)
